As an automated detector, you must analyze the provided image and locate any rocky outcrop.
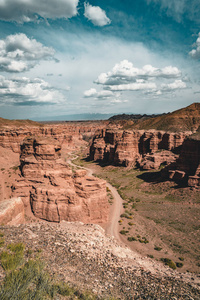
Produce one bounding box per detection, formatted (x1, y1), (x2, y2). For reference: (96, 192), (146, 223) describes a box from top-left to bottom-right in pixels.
(0, 197), (25, 225)
(163, 135), (200, 188)
(12, 137), (108, 223)
(139, 150), (178, 170)
(90, 129), (190, 168)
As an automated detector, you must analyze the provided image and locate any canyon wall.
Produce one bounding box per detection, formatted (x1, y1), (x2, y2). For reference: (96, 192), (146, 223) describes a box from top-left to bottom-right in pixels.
(90, 129), (190, 168)
(0, 122), (109, 153)
(12, 136), (109, 223)
(0, 125), (79, 153)
(163, 135), (200, 188)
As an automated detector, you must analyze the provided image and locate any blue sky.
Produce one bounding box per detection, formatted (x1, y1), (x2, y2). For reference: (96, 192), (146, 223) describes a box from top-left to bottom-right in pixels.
(0, 0), (200, 120)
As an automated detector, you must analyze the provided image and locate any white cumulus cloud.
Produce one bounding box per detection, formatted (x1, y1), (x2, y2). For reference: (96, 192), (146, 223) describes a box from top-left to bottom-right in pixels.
(84, 2), (111, 26)
(91, 60), (186, 97)
(161, 79), (187, 91)
(0, 76), (65, 105)
(84, 88), (114, 98)
(0, 0), (79, 23)
(106, 81), (157, 91)
(0, 33), (55, 72)
(189, 33), (200, 59)
(95, 60), (182, 86)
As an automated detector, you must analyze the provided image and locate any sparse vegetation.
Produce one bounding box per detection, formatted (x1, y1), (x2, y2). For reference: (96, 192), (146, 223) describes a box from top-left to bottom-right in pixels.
(120, 230), (129, 235)
(178, 257), (184, 261)
(128, 222), (134, 226)
(127, 236), (137, 242)
(161, 258), (176, 270)
(0, 238), (5, 247)
(0, 242), (100, 300)
(154, 246), (162, 251)
(176, 262), (184, 268)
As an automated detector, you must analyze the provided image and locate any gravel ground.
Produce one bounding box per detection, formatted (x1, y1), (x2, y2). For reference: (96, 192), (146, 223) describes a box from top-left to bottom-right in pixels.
(0, 221), (200, 300)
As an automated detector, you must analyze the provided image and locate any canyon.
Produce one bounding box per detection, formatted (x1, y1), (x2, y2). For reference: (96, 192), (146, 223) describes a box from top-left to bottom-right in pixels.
(0, 103), (199, 298)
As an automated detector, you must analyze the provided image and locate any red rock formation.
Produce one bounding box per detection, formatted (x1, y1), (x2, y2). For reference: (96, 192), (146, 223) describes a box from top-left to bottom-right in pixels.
(163, 135), (200, 188)
(139, 150), (178, 170)
(12, 136), (108, 223)
(90, 129), (190, 167)
(0, 122), (108, 153)
(0, 197), (25, 225)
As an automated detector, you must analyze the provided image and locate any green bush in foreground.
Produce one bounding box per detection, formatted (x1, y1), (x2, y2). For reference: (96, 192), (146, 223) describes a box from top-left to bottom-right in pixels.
(0, 250), (24, 271)
(7, 242), (25, 253)
(0, 238), (5, 247)
(0, 242), (105, 300)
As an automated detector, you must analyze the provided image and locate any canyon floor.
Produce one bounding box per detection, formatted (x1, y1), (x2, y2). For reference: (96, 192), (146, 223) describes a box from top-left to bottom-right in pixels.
(72, 150), (200, 275)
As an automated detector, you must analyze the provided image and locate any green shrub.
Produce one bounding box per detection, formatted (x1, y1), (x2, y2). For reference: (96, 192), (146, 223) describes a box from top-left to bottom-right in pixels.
(128, 222), (134, 226)
(120, 230), (129, 235)
(178, 257), (184, 261)
(0, 242), (98, 300)
(120, 213), (133, 219)
(0, 259), (56, 299)
(7, 242), (25, 254)
(138, 237), (149, 244)
(161, 258), (176, 270)
(0, 232), (4, 237)
(154, 246), (162, 251)
(54, 281), (75, 296)
(0, 238), (5, 247)
(127, 236), (137, 242)
(176, 262), (183, 268)
(0, 250), (24, 271)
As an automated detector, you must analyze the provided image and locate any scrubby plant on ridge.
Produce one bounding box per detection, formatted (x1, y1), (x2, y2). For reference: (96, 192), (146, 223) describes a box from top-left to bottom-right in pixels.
(0, 242), (107, 300)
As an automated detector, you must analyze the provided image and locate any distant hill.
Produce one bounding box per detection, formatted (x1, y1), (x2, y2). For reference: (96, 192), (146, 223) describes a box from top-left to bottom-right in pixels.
(109, 113), (165, 121)
(33, 113), (114, 121)
(0, 117), (41, 128)
(109, 103), (200, 132)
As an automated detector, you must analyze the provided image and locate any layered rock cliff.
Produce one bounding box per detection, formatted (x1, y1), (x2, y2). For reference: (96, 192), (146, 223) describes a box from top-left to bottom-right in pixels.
(12, 136), (108, 223)
(163, 134), (200, 188)
(90, 129), (190, 168)
(0, 125), (83, 153)
(0, 121), (109, 154)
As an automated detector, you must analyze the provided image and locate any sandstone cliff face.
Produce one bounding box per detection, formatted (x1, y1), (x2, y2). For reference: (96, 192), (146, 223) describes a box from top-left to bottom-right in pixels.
(0, 124), (84, 153)
(164, 136), (200, 188)
(0, 197), (25, 225)
(0, 122), (108, 154)
(12, 137), (108, 223)
(90, 129), (189, 168)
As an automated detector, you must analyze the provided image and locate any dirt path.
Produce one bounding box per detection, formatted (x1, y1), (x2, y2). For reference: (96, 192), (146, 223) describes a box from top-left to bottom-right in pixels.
(67, 156), (123, 243)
